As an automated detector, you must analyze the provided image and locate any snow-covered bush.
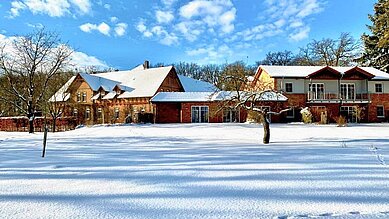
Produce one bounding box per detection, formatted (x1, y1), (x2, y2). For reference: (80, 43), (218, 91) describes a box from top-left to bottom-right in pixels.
(300, 107), (312, 124)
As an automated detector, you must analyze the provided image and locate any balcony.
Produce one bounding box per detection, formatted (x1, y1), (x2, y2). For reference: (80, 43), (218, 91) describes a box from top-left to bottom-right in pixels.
(307, 92), (370, 103)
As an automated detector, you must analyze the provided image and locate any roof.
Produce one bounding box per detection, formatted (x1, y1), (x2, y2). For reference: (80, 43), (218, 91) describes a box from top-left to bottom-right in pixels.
(151, 91), (288, 103)
(50, 64), (176, 102)
(178, 75), (217, 92)
(49, 76), (76, 102)
(259, 65), (389, 80)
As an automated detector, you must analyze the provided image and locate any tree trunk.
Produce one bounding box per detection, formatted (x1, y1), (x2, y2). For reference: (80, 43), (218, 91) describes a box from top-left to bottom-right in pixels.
(52, 117), (56, 133)
(28, 116), (34, 133)
(262, 113), (270, 144)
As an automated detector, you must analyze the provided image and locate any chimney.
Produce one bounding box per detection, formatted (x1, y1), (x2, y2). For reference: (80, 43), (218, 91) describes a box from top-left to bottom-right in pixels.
(143, 60), (150, 70)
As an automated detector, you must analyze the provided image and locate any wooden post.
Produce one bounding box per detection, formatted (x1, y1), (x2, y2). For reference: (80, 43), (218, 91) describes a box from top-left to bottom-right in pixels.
(42, 118), (48, 158)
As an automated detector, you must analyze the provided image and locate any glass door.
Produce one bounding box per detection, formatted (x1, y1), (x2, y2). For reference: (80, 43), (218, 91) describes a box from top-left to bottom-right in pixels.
(340, 83), (355, 100)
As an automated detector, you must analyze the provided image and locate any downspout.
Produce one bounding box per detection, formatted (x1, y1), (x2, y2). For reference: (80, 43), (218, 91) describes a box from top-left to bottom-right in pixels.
(339, 73), (344, 117)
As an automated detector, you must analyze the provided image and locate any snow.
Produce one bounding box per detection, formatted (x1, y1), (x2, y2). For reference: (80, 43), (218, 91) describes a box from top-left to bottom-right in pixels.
(178, 75), (217, 92)
(152, 91), (288, 103)
(1, 123), (389, 218)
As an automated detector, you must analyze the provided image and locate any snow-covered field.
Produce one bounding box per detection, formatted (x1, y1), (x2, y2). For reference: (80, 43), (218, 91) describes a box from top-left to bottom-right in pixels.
(1, 123), (389, 219)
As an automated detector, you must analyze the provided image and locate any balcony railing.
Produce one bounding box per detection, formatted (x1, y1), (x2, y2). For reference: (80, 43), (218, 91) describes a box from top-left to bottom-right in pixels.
(307, 92), (370, 102)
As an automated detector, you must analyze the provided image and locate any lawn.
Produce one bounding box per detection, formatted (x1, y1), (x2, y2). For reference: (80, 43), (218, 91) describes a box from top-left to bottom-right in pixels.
(0, 123), (388, 218)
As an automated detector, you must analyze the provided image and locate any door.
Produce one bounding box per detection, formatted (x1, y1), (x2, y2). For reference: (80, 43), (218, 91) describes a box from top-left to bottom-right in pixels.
(191, 106), (209, 123)
(223, 108), (239, 123)
(340, 106), (356, 123)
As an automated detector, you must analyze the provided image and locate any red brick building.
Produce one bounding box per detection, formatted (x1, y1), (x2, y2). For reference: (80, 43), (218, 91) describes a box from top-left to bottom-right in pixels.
(151, 91), (288, 123)
(251, 65), (389, 123)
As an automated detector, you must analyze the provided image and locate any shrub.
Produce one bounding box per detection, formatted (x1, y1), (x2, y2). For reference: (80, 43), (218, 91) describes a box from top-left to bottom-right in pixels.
(300, 107), (312, 124)
(336, 116), (347, 127)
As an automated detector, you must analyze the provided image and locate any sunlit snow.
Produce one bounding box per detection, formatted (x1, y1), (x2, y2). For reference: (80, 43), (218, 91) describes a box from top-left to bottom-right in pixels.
(0, 123), (388, 218)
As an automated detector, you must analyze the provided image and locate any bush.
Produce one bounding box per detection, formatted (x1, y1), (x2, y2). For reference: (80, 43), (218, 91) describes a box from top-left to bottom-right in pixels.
(300, 107), (312, 124)
(336, 116), (347, 127)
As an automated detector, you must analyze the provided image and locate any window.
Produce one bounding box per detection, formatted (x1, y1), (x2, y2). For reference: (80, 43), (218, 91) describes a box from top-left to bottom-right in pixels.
(285, 82), (293, 93)
(308, 83), (325, 99)
(82, 92), (87, 102)
(77, 92), (81, 102)
(97, 108), (102, 119)
(73, 108), (78, 117)
(340, 83), (355, 100)
(114, 107), (120, 119)
(223, 108), (239, 123)
(85, 108), (91, 120)
(377, 106), (384, 118)
(286, 109), (294, 118)
(191, 106), (209, 123)
(340, 106), (356, 123)
(375, 83), (383, 93)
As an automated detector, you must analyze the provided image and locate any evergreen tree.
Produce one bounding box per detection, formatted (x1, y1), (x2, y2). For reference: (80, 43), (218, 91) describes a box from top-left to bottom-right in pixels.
(361, 0), (389, 72)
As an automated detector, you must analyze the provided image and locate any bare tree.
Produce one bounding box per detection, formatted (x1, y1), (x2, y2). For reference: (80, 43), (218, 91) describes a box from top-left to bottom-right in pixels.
(218, 63), (291, 144)
(0, 28), (72, 133)
(47, 72), (74, 132)
(296, 33), (360, 66)
(257, 50), (295, 66)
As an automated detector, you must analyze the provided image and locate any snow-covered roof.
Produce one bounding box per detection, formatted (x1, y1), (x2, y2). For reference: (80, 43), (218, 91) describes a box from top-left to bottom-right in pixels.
(79, 73), (120, 91)
(260, 65), (389, 80)
(49, 76), (76, 102)
(51, 64), (176, 102)
(102, 91), (116, 100)
(151, 91), (288, 103)
(91, 93), (100, 100)
(178, 75), (217, 92)
(151, 92), (215, 102)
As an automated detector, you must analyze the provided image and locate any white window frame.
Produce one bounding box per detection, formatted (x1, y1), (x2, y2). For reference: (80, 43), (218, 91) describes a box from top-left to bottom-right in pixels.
(377, 105), (385, 118)
(375, 83), (383, 93)
(191, 106), (209, 123)
(76, 92), (81, 102)
(82, 92), (87, 102)
(285, 82), (293, 93)
(73, 108), (78, 117)
(85, 108), (91, 120)
(223, 108), (240, 123)
(308, 83), (325, 99)
(114, 107), (120, 119)
(340, 83), (356, 100)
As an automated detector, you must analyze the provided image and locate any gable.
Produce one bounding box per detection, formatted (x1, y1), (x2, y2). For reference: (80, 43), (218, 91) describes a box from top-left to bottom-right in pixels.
(158, 68), (185, 93)
(343, 67), (375, 80)
(250, 67), (275, 91)
(307, 67), (341, 79)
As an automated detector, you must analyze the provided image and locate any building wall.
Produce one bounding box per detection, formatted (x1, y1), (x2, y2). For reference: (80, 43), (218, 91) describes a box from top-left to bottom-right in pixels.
(368, 94), (389, 122)
(154, 103), (181, 123)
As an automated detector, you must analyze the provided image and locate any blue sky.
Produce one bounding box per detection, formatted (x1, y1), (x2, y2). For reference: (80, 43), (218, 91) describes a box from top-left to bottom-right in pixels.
(0, 0), (377, 70)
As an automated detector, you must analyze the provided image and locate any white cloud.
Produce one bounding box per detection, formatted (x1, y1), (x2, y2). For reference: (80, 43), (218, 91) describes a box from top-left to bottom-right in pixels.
(70, 0), (91, 14)
(110, 16), (118, 23)
(71, 51), (108, 69)
(9, 0), (92, 18)
(186, 44), (234, 64)
(79, 23), (97, 33)
(79, 22), (111, 36)
(179, 0), (236, 34)
(0, 33), (108, 69)
(103, 3), (110, 10)
(156, 10), (174, 24)
(136, 20), (153, 38)
(289, 26), (310, 41)
(161, 0), (176, 7)
(97, 22), (110, 36)
(114, 23), (127, 37)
